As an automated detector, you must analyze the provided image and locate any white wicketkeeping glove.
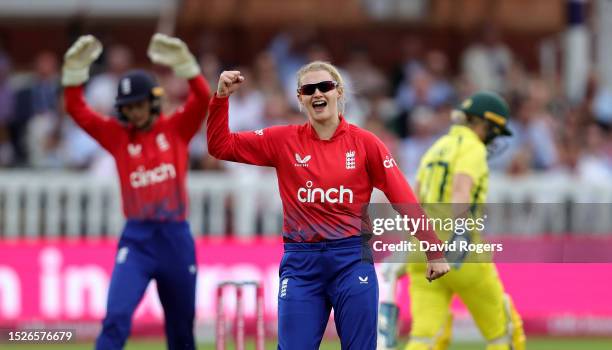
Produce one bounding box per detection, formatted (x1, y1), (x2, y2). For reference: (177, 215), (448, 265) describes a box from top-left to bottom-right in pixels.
(147, 33), (200, 79)
(61, 35), (102, 86)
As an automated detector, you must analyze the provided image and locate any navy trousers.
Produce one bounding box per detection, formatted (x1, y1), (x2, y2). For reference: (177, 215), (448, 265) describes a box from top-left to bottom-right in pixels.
(95, 220), (197, 350)
(277, 236), (379, 350)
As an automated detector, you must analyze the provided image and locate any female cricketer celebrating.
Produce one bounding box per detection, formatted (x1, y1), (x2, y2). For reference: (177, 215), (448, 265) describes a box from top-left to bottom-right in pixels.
(62, 34), (210, 349)
(207, 62), (449, 349)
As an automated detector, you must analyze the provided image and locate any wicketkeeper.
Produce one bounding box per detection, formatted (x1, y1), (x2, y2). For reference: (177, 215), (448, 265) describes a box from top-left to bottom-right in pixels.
(62, 33), (210, 349)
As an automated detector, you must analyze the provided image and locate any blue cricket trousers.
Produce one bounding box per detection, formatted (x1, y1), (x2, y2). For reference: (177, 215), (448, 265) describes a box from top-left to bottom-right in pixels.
(95, 220), (197, 350)
(277, 236), (378, 350)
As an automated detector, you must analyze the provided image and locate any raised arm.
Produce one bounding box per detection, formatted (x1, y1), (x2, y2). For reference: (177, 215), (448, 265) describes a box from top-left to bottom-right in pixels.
(147, 33), (211, 141)
(62, 35), (122, 153)
(364, 131), (449, 280)
(206, 71), (279, 166)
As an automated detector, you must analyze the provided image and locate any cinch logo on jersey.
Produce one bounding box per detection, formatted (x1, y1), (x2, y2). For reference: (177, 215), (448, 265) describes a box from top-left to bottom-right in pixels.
(129, 163), (177, 188)
(297, 180), (354, 204)
(383, 156), (397, 169)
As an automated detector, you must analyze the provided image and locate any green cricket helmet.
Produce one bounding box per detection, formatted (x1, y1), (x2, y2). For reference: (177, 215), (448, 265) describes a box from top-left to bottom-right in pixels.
(456, 91), (512, 136)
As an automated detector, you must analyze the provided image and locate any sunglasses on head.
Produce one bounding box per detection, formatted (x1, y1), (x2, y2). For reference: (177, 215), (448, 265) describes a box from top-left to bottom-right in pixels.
(298, 81), (338, 95)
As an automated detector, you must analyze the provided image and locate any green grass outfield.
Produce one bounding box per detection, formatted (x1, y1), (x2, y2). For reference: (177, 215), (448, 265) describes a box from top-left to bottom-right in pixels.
(3, 337), (612, 350)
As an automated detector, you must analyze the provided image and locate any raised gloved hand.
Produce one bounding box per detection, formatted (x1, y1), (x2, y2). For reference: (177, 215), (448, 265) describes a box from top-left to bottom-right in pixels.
(147, 33), (200, 79)
(61, 35), (102, 86)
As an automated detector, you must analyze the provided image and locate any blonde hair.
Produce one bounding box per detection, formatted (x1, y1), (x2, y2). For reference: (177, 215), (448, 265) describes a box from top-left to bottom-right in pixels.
(450, 109), (467, 124)
(451, 109), (485, 127)
(296, 61), (346, 113)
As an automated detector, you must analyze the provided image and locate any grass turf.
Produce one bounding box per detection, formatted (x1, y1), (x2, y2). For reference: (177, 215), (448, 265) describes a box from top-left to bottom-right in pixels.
(2, 337), (612, 349)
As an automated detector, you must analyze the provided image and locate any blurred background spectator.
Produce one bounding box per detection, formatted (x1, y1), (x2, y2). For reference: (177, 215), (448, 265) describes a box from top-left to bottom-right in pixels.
(0, 0), (608, 184)
(0, 50), (14, 166)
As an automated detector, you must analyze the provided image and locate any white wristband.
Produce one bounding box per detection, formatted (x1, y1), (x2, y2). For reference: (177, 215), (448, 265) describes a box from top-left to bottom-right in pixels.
(173, 60), (200, 79)
(61, 67), (89, 86)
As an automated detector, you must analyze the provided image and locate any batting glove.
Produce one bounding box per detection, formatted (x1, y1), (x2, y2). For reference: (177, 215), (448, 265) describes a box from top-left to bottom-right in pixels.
(147, 33), (200, 79)
(61, 35), (102, 86)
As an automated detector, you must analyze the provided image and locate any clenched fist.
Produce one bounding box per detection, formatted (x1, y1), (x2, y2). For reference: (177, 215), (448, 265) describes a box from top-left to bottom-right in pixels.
(216, 71), (244, 98)
(426, 257), (450, 282)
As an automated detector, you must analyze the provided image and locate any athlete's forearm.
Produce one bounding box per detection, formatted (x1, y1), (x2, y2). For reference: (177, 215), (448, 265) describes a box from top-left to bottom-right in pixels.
(451, 173), (473, 219)
(387, 179), (445, 260)
(173, 75), (212, 140)
(64, 86), (112, 145)
(206, 95), (235, 161)
(206, 94), (277, 166)
(365, 133), (444, 260)
(402, 210), (445, 260)
(64, 85), (89, 123)
(187, 75), (211, 100)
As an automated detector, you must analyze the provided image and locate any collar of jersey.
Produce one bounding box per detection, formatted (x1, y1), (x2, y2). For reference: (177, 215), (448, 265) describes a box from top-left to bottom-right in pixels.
(306, 115), (349, 141)
(449, 125), (482, 144)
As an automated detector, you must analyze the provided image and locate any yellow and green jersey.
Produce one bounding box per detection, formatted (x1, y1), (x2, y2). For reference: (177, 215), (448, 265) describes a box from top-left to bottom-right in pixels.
(414, 125), (488, 248)
(417, 125), (488, 207)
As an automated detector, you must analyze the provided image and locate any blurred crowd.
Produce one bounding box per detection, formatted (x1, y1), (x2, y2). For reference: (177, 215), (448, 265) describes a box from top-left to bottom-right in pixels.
(0, 29), (611, 183)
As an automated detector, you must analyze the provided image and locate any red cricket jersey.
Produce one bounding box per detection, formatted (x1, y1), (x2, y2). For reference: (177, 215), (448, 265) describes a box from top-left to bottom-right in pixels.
(64, 75), (210, 221)
(207, 95), (443, 259)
